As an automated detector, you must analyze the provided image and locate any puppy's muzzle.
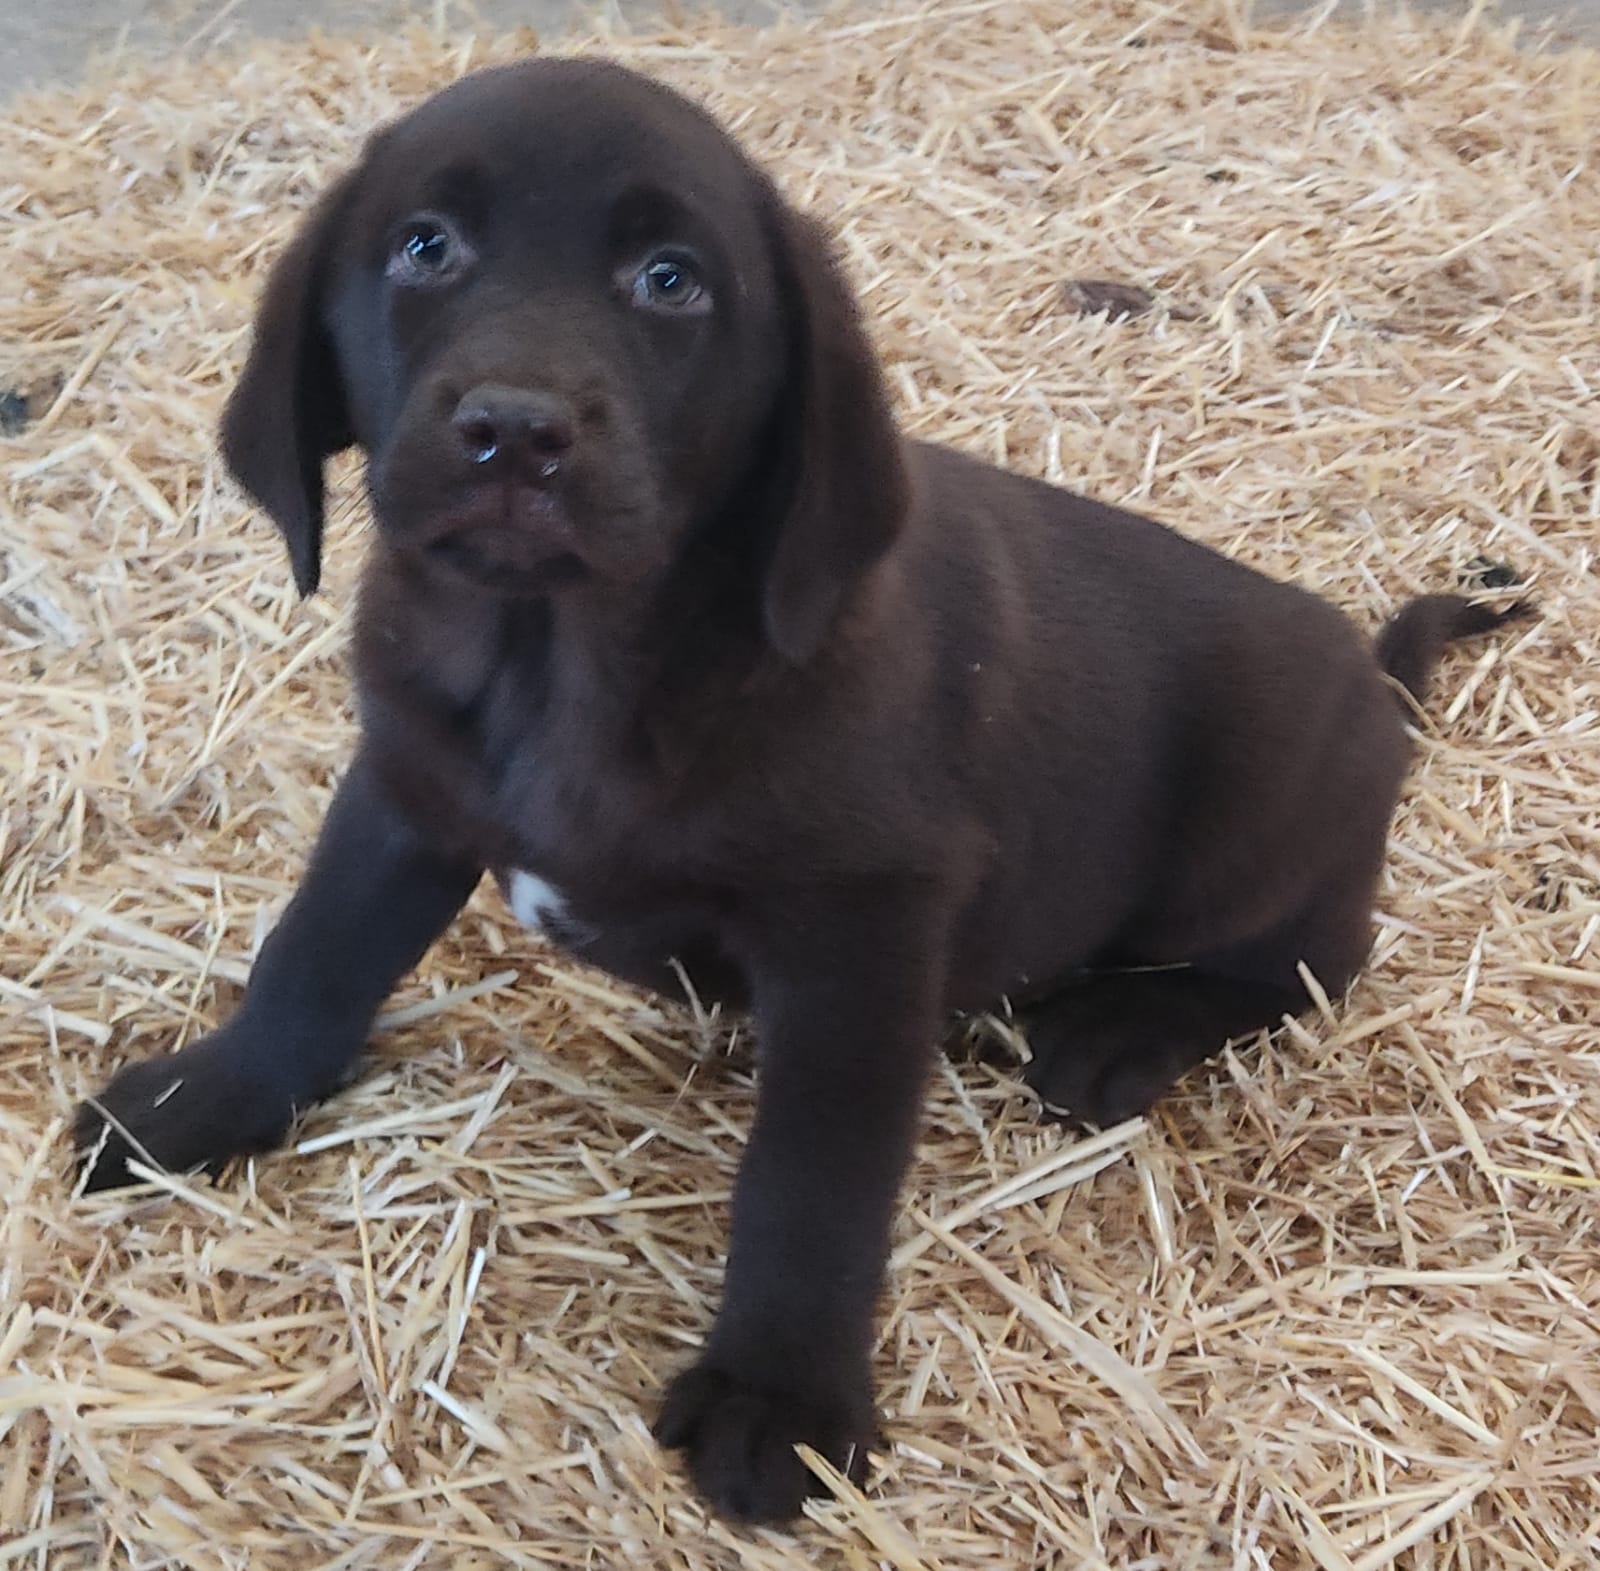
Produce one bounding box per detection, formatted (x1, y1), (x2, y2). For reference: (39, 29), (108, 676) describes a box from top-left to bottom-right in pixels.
(453, 384), (577, 482)
(409, 383), (591, 588)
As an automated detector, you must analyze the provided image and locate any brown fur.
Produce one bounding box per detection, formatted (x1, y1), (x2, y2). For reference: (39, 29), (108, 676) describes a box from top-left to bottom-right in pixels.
(75, 58), (1526, 1525)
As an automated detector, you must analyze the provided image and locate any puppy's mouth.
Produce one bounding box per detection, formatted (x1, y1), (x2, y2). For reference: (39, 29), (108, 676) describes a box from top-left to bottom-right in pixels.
(418, 484), (590, 591)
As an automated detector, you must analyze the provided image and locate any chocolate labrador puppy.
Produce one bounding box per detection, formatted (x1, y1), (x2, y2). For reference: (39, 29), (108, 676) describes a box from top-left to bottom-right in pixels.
(75, 58), (1524, 1522)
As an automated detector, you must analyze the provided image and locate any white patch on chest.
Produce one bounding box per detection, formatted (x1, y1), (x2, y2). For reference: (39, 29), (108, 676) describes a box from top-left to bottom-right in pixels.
(507, 869), (568, 934)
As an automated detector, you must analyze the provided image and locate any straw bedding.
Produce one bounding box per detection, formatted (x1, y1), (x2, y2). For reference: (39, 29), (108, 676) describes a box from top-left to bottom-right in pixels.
(2, 1), (1596, 1565)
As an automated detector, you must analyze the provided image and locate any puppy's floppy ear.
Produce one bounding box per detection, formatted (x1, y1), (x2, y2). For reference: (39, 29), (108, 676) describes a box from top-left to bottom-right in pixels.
(219, 179), (356, 597)
(758, 194), (910, 664)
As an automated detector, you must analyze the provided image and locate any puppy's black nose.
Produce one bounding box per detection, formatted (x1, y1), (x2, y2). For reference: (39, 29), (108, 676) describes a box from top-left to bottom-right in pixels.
(453, 385), (577, 475)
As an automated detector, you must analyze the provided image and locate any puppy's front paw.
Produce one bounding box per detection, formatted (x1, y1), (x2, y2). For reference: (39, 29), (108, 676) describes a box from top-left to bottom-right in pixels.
(653, 1358), (876, 1525)
(73, 1037), (294, 1192)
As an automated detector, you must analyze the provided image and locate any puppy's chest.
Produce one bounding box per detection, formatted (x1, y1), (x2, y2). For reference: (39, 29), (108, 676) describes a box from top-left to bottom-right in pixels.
(485, 733), (636, 886)
(484, 743), (716, 960)
(358, 582), (739, 942)
(398, 646), (707, 930)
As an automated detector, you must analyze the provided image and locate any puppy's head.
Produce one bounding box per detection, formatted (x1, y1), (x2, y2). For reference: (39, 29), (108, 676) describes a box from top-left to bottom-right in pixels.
(222, 58), (908, 661)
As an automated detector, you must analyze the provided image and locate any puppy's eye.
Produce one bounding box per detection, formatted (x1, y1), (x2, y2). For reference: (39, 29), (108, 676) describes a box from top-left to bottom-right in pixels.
(632, 255), (710, 315)
(387, 214), (470, 286)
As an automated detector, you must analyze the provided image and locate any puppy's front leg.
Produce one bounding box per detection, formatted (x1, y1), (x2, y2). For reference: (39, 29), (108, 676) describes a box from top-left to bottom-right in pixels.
(655, 886), (946, 1524)
(75, 753), (483, 1189)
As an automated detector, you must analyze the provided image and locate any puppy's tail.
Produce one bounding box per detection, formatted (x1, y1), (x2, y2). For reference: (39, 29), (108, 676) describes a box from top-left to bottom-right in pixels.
(1376, 593), (1534, 710)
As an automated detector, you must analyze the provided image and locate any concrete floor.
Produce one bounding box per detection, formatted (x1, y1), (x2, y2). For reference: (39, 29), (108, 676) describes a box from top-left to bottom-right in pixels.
(1, 0), (1596, 101)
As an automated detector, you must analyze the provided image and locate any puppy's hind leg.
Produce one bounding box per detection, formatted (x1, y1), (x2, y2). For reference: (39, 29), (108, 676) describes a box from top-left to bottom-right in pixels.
(1018, 776), (1399, 1131)
(1019, 967), (1305, 1127)
(1019, 862), (1383, 1126)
